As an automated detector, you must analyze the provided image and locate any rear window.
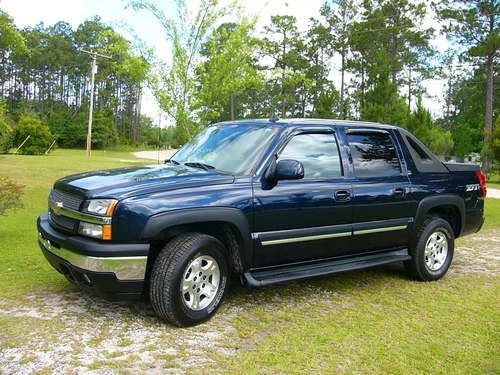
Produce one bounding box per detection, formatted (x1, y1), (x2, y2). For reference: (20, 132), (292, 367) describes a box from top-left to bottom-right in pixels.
(347, 132), (401, 178)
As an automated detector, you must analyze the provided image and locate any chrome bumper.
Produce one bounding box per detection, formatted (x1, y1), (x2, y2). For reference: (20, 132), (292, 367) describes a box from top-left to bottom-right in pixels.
(38, 232), (147, 281)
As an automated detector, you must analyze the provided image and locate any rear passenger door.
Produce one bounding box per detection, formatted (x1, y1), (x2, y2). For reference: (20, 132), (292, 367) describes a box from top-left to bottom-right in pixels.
(345, 129), (413, 253)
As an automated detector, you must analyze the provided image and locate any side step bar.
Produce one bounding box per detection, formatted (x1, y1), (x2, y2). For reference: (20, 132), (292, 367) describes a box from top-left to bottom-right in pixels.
(243, 249), (411, 287)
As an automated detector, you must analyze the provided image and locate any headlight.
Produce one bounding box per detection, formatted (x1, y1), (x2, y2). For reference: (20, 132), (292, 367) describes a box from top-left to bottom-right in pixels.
(82, 199), (117, 216)
(78, 222), (112, 240)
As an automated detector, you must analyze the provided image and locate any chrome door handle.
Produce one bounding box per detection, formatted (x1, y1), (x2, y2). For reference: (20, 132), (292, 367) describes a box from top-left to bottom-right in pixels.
(334, 190), (351, 201)
(393, 188), (406, 198)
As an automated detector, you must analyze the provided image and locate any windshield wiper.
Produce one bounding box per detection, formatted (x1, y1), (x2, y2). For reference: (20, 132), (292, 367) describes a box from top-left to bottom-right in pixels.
(165, 159), (180, 165)
(184, 162), (215, 171)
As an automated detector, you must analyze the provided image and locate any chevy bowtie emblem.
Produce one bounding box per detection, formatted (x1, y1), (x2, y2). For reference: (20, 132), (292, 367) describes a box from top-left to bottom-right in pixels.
(56, 201), (64, 208)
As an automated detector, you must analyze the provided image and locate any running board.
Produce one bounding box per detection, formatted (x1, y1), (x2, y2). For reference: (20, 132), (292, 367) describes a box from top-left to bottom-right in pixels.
(243, 249), (410, 287)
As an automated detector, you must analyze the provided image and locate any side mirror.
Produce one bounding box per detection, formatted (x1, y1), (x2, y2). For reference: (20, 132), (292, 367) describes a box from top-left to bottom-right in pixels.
(275, 159), (304, 181)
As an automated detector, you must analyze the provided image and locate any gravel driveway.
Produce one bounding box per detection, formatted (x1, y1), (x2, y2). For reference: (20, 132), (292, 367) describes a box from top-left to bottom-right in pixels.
(488, 188), (500, 199)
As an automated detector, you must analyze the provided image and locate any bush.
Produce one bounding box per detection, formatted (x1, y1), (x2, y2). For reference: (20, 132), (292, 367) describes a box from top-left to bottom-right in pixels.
(0, 118), (12, 153)
(13, 114), (53, 154)
(428, 127), (454, 156)
(0, 176), (24, 215)
(491, 116), (500, 163)
(0, 100), (13, 153)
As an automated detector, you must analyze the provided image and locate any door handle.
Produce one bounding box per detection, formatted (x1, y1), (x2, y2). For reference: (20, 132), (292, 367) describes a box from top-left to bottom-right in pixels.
(334, 190), (351, 201)
(393, 187), (406, 198)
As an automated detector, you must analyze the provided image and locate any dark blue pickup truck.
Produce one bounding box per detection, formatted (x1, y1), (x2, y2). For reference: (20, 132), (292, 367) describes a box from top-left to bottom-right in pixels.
(37, 119), (486, 326)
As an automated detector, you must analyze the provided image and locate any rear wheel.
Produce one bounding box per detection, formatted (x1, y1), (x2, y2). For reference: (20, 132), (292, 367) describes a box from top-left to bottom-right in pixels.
(150, 233), (229, 327)
(405, 217), (455, 281)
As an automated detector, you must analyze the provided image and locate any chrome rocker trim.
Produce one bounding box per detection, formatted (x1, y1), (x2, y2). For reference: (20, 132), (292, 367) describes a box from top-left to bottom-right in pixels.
(261, 231), (351, 246)
(259, 223), (409, 246)
(353, 225), (408, 236)
(38, 232), (147, 281)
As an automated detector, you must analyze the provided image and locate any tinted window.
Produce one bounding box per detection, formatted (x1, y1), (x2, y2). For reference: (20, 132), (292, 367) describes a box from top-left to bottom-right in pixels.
(406, 136), (431, 162)
(347, 132), (401, 178)
(278, 133), (342, 178)
(401, 132), (448, 173)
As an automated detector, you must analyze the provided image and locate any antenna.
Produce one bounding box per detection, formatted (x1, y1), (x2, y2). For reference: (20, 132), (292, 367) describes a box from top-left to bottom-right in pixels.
(80, 49), (112, 157)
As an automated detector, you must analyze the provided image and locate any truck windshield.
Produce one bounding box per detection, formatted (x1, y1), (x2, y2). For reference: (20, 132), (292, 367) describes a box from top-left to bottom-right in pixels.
(171, 124), (278, 175)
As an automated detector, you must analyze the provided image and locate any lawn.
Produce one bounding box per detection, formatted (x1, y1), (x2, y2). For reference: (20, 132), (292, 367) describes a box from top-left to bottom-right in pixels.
(488, 171), (500, 189)
(0, 149), (498, 374)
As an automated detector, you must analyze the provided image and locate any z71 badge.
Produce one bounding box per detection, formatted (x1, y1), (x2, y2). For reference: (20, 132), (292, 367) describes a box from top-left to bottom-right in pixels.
(466, 184), (481, 191)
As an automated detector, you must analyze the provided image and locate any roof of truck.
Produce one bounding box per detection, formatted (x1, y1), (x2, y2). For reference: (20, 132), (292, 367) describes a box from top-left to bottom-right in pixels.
(216, 118), (400, 130)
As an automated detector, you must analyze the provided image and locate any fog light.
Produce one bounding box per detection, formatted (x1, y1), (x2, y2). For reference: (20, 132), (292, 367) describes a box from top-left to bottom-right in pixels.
(78, 222), (112, 240)
(78, 222), (103, 239)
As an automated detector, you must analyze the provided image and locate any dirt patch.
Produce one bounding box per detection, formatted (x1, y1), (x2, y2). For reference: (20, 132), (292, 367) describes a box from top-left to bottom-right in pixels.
(452, 229), (500, 275)
(0, 290), (238, 374)
(0, 280), (351, 374)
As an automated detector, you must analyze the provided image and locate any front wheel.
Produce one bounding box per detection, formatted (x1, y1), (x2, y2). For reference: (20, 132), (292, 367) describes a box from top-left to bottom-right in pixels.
(150, 233), (229, 327)
(405, 217), (455, 281)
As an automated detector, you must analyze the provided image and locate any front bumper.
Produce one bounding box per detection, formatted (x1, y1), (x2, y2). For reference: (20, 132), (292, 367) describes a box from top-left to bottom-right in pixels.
(37, 214), (150, 299)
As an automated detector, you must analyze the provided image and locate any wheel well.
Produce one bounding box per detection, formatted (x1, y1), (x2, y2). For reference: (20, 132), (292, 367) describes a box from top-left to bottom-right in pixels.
(149, 221), (245, 274)
(426, 205), (461, 237)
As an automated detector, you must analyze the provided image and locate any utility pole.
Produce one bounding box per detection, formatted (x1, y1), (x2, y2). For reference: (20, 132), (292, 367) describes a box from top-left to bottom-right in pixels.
(81, 49), (112, 156)
(157, 112), (162, 164)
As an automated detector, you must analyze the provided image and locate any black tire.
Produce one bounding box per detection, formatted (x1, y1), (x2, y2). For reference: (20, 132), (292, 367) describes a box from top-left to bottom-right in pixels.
(405, 216), (455, 281)
(149, 233), (229, 327)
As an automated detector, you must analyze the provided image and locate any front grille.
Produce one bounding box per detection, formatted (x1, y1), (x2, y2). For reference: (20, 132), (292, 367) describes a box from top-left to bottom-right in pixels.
(49, 189), (84, 211)
(49, 209), (78, 232)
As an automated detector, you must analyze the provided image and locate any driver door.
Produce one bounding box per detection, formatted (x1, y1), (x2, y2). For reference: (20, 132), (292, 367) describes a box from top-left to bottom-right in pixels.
(251, 130), (353, 268)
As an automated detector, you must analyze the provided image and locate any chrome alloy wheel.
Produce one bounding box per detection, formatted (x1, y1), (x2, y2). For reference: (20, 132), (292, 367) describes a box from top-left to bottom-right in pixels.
(181, 255), (220, 311)
(424, 231), (448, 271)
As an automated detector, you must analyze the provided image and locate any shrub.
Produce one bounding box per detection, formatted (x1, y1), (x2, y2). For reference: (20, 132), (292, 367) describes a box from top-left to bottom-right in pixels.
(0, 100), (13, 153)
(491, 116), (500, 163)
(0, 176), (24, 215)
(0, 118), (12, 153)
(13, 114), (53, 155)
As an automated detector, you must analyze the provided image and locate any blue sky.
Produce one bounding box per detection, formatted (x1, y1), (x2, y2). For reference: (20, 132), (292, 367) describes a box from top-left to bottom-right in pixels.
(1, 0), (448, 124)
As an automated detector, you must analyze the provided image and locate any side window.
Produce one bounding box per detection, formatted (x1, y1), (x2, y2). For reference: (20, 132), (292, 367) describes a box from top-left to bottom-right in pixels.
(401, 133), (447, 173)
(347, 132), (401, 178)
(278, 133), (343, 178)
(406, 136), (432, 163)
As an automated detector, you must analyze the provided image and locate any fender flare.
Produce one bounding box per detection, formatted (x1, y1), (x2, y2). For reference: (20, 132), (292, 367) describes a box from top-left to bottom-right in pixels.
(140, 207), (253, 269)
(415, 194), (465, 236)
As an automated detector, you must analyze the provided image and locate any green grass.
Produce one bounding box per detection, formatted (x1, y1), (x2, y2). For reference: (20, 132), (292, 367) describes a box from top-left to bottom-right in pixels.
(0, 149), (498, 374)
(222, 275), (498, 374)
(488, 171), (500, 189)
(484, 198), (500, 228)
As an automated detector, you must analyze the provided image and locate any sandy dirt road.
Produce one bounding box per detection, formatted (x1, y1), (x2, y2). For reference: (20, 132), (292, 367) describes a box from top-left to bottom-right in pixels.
(133, 150), (178, 161)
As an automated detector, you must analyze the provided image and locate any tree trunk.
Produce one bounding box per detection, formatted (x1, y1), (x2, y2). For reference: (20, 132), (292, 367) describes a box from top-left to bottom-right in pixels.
(230, 92), (235, 121)
(360, 57), (365, 117)
(482, 54), (494, 172)
(281, 29), (286, 118)
(407, 67), (411, 113)
(339, 51), (345, 119)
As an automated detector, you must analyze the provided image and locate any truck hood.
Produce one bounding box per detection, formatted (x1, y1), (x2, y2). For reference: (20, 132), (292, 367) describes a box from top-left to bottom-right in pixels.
(54, 164), (235, 199)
